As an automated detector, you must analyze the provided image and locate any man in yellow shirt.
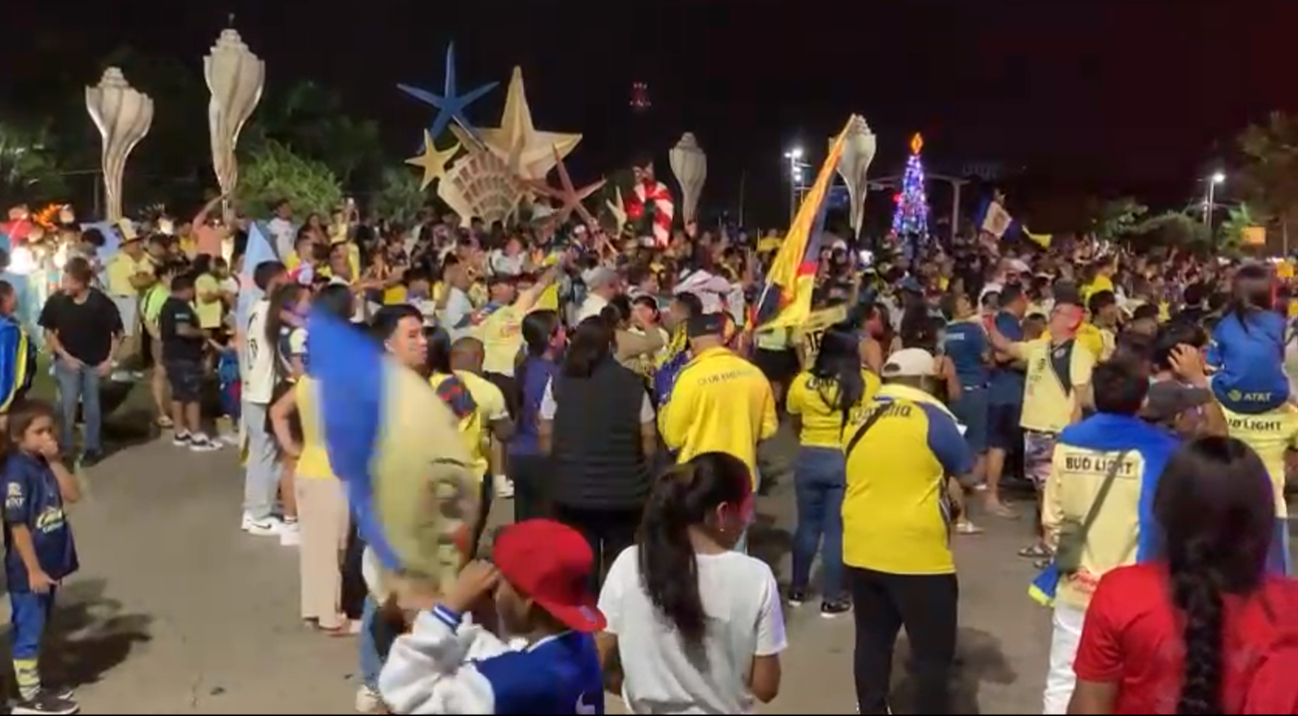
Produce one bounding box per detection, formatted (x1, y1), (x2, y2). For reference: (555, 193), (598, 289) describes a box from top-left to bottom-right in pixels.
(659, 312), (778, 486)
(471, 265), (558, 413)
(987, 296), (1096, 560)
(103, 235), (156, 343)
(841, 348), (972, 715)
(1223, 401), (1298, 574)
(450, 336), (514, 545)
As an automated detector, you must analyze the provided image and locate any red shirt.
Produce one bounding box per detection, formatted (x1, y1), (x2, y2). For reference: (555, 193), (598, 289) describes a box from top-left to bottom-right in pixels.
(1074, 563), (1298, 714)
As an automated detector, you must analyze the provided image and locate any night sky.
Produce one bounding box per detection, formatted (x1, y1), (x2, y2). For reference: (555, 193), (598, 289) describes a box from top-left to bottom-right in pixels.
(1, 0), (1292, 228)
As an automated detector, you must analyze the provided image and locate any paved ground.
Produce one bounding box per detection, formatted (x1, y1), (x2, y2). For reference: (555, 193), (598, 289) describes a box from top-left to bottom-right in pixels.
(19, 402), (1054, 714)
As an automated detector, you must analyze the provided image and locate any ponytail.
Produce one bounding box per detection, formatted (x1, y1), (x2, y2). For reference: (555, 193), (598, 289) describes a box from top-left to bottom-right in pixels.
(637, 453), (751, 649)
(1170, 546), (1224, 715)
(638, 465), (707, 645)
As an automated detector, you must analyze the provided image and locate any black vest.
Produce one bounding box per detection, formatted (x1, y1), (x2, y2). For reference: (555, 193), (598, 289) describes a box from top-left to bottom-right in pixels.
(550, 359), (651, 510)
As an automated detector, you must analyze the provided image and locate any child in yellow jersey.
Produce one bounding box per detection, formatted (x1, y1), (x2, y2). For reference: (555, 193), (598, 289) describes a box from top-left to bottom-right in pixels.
(784, 327), (879, 615)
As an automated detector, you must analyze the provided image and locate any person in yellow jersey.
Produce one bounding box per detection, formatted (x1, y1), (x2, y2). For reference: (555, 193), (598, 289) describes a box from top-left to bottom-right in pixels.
(1075, 290), (1119, 361)
(987, 295), (1096, 564)
(1223, 394), (1298, 575)
(191, 254), (225, 337)
(269, 366), (353, 633)
(448, 335), (513, 554)
(1079, 256), (1115, 309)
(470, 265), (559, 416)
(786, 327), (880, 617)
(841, 347), (972, 715)
(660, 311), (778, 478)
(103, 233), (156, 347)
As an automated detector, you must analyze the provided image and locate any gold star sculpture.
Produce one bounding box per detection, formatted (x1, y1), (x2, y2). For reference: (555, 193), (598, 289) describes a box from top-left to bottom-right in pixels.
(606, 186), (628, 235)
(476, 67), (581, 181)
(405, 130), (460, 191)
(526, 146), (606, 227)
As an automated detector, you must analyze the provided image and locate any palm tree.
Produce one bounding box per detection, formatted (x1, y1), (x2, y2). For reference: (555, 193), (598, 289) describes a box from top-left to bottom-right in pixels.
(1238, 112), (1298, 253)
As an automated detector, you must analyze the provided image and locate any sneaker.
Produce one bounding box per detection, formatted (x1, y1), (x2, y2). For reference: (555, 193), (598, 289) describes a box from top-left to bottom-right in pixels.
(820, 599), (852, 619)
(189, 435), (221, 453)
(787, 588), (808, 606)
(279, 520), (301, 547)
(80, 450), (103, 468)
(172, 432), (191, 447)
(13, 692), (79, 715)
(244, 516), (284, 536)
(355, 685), (382, 714)
(495, 476), (515, 499)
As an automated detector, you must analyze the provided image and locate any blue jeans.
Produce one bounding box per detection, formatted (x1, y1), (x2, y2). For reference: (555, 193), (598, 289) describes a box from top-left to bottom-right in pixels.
(54, 362), (101, 453)
(791, 447), (846, 601)
(360, 597), (383, 689)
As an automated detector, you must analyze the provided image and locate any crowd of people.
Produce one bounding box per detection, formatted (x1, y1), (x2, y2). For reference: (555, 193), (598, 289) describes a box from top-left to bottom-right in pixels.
(4, 191), (1298, 715)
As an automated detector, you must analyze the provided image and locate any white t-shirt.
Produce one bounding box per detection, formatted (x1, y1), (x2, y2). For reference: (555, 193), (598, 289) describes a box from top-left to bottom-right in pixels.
(243, 299), (276, 404)
(598, 546), (787, 715)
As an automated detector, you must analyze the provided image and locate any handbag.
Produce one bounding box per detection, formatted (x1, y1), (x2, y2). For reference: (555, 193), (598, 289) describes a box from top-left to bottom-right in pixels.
(1055, 450), (1130, 575)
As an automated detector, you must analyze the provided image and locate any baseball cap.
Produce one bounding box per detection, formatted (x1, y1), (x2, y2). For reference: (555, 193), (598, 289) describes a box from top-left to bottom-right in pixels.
(1141, 381), (1212, 424)
(882, 347), (937, 378)
(491, 520), (606, 633)
(686, 311), (727, 338)
(582, 266), (618, 290)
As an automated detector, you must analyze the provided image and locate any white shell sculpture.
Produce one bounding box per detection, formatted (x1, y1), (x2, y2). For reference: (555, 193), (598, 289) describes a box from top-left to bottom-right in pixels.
(85, 68), (154, 222)
(204, 28), (265, 215)
(668, 132), (707, 224)
(830, 115), (876, 239)
(437, 150), (525, 228)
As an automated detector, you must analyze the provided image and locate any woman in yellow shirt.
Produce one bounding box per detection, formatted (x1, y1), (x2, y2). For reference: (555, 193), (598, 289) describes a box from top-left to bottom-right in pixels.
(268, 288), (356, 635)
(785, 326), (880, 616)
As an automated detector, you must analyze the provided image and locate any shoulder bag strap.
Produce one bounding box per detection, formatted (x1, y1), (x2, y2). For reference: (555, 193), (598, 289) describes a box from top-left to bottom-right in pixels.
(1077, 449), (1131, 543)
(844, 399), (900, 457)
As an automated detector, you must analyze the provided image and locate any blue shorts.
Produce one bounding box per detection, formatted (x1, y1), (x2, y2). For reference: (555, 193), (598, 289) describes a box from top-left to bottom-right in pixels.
(951, 386), (989, 453)
(987, 402), (1022, 451)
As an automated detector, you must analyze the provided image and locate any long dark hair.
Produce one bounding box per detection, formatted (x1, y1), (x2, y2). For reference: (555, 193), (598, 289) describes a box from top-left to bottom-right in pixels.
(426, 326), (453, 375)
(812, 326), (866, 427)
(265, 282), (308, 352)
(1229, 263), (1274, 334)
(1154, 436), (1274, 715)
(638, 452), (751, 647)
(516, 309), (562, 410)
(562, 316), (613, 378)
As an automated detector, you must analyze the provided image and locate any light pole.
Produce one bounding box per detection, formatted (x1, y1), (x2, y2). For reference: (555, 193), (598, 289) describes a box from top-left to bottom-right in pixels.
(784, 147), (810, 225)
(1203, 171), (1225, 227)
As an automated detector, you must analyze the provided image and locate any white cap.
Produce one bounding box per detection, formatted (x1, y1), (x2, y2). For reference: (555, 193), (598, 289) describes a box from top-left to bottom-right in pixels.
(1008, 258), (1030, 274)
(882, 348), (937, 378)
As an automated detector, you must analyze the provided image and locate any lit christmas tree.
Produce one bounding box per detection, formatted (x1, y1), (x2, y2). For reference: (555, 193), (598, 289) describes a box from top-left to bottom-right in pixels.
(890, 132), (930, 239)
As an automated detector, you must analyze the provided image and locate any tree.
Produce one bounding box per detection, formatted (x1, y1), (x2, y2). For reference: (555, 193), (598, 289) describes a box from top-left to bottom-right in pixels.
(1217, 203), (1268, 251)
(1090, 196), (1148, 241)
(0, 121), (68, 205)
(245, 80), (384, 190)
(890, 133), (930, 238)
(1237, 112), (1298, 253)
(1127, 210), (1211, 250)
(236, 140), (342, 218)
(370, 168), (429, 225)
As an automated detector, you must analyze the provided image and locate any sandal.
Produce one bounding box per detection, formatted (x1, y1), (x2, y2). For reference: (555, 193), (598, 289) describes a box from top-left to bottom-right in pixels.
(156, 416), (174, 429)
(955, 520), (984, 535)
(1018, 544), (1050, 559)
(1034, 558), (1053, 570)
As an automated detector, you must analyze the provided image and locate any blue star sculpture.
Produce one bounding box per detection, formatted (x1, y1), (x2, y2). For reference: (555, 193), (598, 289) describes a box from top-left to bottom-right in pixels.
(397, 43), (498, 144)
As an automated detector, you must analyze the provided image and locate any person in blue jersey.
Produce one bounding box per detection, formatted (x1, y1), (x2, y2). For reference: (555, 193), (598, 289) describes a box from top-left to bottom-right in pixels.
(985, 283), (1028, 518)
(1207, 264), (1289, 414)
(380, 519), (605, 715)
(940, 290), (990, 490)
(3, 401), (82, 716)
(0, 280), (36, 431)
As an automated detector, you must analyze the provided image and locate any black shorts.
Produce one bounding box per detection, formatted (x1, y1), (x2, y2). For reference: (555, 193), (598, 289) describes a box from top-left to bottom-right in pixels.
(753, 348), (799, 386)
(484, 372), (518, 418)
(165, 357), (205, 403)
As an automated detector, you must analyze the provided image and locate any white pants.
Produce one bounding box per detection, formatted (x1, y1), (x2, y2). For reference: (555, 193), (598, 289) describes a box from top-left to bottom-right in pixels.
(1042, 602), (1086, 714)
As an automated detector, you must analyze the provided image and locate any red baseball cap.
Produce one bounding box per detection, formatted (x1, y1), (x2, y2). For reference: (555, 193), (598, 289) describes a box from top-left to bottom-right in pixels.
(492, 520), (606, 633)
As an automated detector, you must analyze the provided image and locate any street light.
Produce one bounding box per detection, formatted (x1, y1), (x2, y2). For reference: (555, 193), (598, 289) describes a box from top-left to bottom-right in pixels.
(784, 147), (810, 224)
(1204, 171), (1225, 227)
